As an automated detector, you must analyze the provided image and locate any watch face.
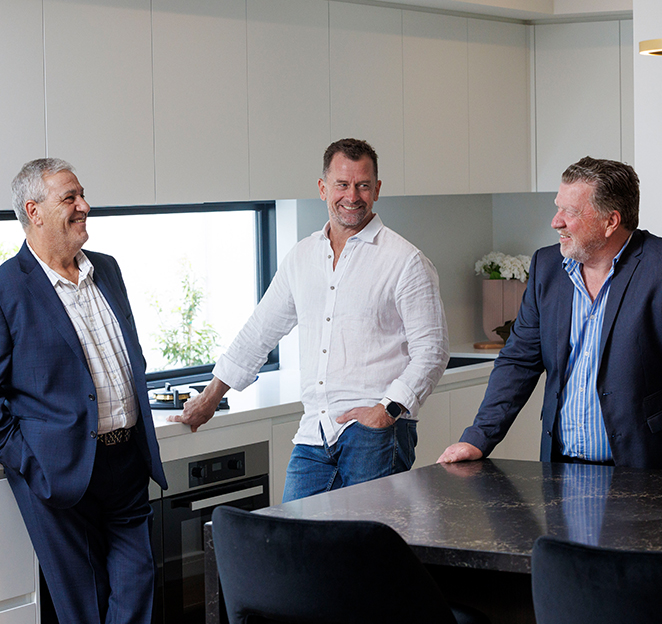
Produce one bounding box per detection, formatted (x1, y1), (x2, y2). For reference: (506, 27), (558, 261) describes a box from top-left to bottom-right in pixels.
(386, 401), (401, 418)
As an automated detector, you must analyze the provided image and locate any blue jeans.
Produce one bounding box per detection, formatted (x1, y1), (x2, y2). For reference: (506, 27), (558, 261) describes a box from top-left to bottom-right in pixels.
(281, 419), (418, 503)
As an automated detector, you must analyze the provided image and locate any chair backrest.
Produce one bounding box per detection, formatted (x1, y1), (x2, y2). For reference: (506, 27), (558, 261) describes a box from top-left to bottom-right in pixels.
(532, 535), (662, 624)
(212, 505), (459, 624)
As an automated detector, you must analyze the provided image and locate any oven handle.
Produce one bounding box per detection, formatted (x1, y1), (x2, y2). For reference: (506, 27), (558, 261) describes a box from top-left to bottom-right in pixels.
(189, 485), (264, 511)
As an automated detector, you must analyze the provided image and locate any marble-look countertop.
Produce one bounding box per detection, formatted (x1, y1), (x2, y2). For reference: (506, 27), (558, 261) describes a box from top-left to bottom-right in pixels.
(257, 458), (662, 574)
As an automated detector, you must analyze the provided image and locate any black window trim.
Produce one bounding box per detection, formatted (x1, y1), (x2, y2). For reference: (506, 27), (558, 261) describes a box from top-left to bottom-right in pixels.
(0, 201), (279, 389)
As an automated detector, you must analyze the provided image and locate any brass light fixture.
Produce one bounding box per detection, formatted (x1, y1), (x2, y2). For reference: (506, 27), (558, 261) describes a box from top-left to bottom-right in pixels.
(639, 39), (662, 56)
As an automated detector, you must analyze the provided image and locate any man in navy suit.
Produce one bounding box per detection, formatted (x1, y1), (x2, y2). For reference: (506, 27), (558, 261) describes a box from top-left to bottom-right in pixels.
(439, 157), (662, 469)
(0, 158), (167, 622)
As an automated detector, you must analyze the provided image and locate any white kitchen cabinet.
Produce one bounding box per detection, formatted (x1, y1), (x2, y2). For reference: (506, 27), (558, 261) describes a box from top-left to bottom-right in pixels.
(152, 0), (249, 204)
(247, 0), (330, 201)
(0, 605), (37, 624)
(0, 479), (37, 623)
(535, 21), (623, 192)
(0, 0), (45, 201)
(620, 20), (634, 168)
(403, 11), (470, 196)
(271, 416), (301, 505)
(413, 390), (451, 468)
(449, 376), (545, 462)
(43, 0), (155, 206)
(329, 2), (405, 196)
(468, 18), (531, 193)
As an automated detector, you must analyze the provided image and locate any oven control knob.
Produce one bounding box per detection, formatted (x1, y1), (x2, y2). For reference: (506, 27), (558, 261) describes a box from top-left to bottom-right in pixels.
(191, 466), (205, 479)
(227, 459), (243, 471)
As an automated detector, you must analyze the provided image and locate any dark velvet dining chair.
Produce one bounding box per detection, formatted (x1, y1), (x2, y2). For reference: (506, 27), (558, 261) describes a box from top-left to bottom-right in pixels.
(212, 505), (490, 624)
(532, 535), (662, 624)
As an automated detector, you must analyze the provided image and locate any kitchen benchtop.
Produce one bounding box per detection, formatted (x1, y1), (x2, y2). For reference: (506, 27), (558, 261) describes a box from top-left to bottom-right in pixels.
(151, 345), (498, 440)
(257, 458), (662, 574)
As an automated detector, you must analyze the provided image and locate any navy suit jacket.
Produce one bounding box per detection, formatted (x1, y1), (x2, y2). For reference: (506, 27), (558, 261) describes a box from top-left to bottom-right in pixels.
(0, 242), (167, 508)
(461, 229), (662, 469)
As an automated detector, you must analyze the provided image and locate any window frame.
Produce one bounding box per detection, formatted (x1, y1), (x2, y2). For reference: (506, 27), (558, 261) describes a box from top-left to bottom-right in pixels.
(0, 201), (279, 389)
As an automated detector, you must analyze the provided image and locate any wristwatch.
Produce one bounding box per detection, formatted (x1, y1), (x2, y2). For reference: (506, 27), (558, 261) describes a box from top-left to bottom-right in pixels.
(379, 397), (403, 421)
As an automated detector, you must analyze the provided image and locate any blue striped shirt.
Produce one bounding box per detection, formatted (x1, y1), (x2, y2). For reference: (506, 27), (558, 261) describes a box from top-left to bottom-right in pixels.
(556, 240), (629, 462)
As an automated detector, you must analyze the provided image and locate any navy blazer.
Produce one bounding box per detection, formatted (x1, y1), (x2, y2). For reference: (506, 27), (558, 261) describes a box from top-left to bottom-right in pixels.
(461, 229), (662, 469)
(0, 242), (167, 508)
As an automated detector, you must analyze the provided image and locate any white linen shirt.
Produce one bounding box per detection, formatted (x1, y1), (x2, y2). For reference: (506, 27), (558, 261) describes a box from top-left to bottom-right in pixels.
(213, 214), (449, 447)
(28, 245), (139, 434)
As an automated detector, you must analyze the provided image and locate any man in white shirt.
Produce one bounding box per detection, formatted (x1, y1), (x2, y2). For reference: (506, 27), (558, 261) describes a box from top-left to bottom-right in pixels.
(174, 139), (449, 501)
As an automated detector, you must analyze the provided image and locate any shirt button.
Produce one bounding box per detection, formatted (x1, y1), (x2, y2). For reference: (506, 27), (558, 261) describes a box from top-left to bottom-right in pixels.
(330, 286), (335, 290)
(322, 349), (327, 354)
(319, 381), (324, 385)
(326, 317), (331, 322)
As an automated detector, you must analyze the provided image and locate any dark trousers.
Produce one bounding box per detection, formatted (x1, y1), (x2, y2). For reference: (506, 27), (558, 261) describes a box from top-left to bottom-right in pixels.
(11, 436), (155, 623)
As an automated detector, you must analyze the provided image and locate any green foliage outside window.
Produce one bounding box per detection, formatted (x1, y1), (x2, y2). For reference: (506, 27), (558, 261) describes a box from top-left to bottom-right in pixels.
(151, 261), (220, 368)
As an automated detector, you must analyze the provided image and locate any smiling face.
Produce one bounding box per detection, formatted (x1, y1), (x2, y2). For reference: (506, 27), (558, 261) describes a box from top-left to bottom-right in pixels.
(551, 180), (612, 265)
(318, 153), (381, 241)
(26, 169), (90, 258)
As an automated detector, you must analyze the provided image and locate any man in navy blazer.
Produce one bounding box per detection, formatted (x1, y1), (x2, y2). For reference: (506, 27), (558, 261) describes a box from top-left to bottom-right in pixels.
(439, 157), (662, 469)
(0, 158), (167, 623)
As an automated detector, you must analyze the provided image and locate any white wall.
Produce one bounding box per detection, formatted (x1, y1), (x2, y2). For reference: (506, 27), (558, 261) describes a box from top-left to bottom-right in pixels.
(633, 0), (662, 234)
(492, 192), (558, 256)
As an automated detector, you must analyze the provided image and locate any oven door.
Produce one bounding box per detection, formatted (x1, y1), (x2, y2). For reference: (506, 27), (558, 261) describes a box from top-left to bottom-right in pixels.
(152, 473), (269, 624)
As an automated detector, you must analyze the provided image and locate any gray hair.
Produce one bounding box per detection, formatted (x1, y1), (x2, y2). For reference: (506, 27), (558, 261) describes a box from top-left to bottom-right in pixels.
(12, 158), (75, 229)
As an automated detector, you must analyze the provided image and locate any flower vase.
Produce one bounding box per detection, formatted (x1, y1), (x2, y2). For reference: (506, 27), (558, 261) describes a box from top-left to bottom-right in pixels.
(481, 279), (527, 343)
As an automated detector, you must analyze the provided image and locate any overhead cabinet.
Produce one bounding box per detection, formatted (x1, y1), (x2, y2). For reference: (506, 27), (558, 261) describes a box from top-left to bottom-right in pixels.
(44, 0), (155, 207)
(534, 20), (634, 192)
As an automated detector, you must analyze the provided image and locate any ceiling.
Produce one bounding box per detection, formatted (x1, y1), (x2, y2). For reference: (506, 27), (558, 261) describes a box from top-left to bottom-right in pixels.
(340, 0), (632, 22)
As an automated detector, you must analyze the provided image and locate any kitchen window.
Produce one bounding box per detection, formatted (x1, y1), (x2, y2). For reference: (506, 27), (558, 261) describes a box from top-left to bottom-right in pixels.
(0, 201), (278, 385)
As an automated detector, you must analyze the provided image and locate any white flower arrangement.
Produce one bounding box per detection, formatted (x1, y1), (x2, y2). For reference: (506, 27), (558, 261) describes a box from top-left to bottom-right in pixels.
(475, 252), (531, 283)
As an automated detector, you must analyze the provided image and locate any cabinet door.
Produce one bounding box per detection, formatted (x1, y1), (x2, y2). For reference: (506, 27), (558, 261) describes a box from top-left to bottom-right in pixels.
(488, 375), (545, 462)
(468, 19), (530, 193)
(0, 480), (35, 604)
(0, 0), (45, 198)
(152, 0), (249, 204)
(620, 20), (634, 167)
(0, 604), (37, 624)
(535, 21), (622, 192)
(449, 383), (488, 444)
(271, 418), (300, 505)
(44, 0), (154, 206)
(403, 11), (469, 195)
(329, 2), (404, 196)
(412, 391), (451, 469)
(247, 0), (330, 201)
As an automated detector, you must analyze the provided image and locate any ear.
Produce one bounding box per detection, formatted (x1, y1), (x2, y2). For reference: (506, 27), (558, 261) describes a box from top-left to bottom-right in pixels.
(24, 200), (43, 227)
(605, 210), (622, 238)
(318, 177), (327, 201)
(373, 180), (382, 202)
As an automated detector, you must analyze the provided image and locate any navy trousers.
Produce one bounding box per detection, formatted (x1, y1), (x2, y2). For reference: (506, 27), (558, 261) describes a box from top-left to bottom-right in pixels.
(9, 436), (155, 623)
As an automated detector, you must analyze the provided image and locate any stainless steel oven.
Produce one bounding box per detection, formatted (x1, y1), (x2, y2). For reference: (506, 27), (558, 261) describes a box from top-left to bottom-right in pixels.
(150, 441), (269, 624)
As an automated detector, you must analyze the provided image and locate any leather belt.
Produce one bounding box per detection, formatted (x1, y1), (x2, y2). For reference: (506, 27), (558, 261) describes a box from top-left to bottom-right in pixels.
(96, 427), (133, 446)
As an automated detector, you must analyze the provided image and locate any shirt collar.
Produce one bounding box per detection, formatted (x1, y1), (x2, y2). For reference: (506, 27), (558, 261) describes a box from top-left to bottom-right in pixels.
(319, 213), (384, 243)
(562, 232), (633, 276)
(27, 241), (94, 286)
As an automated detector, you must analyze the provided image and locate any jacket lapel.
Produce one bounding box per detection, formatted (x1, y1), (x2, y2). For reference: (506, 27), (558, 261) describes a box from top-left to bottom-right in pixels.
(18, 243), (89, 368)
(599, 230), (643, 362)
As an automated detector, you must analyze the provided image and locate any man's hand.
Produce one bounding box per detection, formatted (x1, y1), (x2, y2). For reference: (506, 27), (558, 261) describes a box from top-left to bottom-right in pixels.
(436, 442), (483, 464)
(336, 404), (396, 429)
(167, 377), (230, 433)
